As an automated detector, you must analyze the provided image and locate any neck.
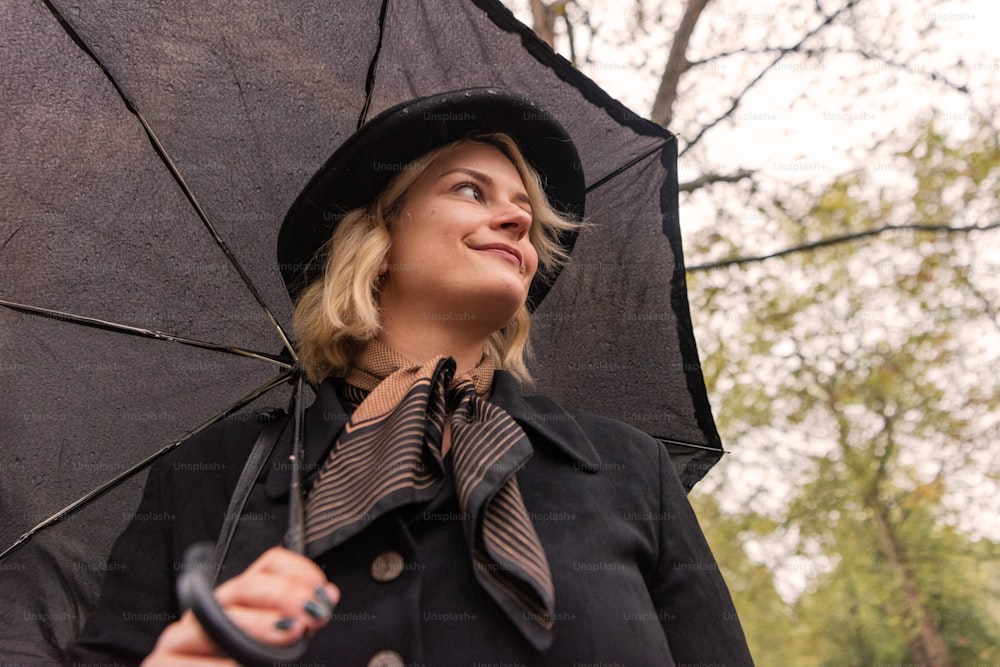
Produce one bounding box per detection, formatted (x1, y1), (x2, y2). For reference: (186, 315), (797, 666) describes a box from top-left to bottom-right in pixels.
(377, 315), (490, 376)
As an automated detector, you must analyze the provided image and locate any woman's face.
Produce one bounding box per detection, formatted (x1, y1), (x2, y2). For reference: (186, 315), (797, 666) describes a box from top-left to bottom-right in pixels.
(379, 142), (539, 327)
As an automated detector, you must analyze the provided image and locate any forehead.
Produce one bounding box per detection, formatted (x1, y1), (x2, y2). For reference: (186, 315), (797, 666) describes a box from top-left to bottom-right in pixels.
(424, 141), (525, 183)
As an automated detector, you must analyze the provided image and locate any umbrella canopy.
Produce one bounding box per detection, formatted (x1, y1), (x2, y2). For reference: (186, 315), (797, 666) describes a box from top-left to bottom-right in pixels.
(0, 0), (722, 661)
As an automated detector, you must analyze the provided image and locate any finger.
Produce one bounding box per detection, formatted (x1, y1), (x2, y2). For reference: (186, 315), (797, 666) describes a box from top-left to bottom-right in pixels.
(146, 610), (233, 660)
(210, 605), (317, 646)
(141, 654), (238, 667)
(216, 547), (339, 631)
(248, 546), (329, 587)
(215, 571), (339, 627)
(147, 605), (311, 665)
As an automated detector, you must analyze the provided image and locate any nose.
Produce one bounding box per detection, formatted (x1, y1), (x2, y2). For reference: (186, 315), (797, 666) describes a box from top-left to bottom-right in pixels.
(493, 200), (533, 240)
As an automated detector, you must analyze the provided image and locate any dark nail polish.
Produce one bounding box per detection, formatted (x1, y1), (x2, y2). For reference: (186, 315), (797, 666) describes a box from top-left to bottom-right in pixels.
(275, 617), (295, 631)
(314, 585), (333, 607)
(304, 598), (330, 619)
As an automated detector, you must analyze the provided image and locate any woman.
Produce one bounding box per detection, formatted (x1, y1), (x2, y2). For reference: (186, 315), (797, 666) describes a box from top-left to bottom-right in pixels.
(70, 88), (753, 666)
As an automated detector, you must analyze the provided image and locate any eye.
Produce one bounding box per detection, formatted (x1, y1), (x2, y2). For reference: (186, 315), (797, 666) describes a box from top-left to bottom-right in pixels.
(455, 182), (483, 201)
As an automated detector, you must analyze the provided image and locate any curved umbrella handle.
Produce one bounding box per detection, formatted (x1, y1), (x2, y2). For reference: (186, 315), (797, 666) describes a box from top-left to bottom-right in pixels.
(177, 542), (308, 666)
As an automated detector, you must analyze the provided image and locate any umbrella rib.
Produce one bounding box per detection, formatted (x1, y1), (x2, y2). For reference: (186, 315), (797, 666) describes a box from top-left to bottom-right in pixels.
(0, 299), (291, 368)
(356, 0), (392, 129)
(38, 0), (297, 361)
(0, 370), (296, 563)
(653, 436), (728, 454)
(585, 137), (676, 194)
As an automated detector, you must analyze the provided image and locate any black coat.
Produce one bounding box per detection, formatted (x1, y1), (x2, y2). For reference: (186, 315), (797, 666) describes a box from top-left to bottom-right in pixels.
(69, 371), (753, 666)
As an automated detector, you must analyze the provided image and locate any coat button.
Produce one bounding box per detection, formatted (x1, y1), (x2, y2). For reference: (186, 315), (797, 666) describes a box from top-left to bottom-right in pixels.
(370, 550), (405, 582)
(367, 649), (405, 667)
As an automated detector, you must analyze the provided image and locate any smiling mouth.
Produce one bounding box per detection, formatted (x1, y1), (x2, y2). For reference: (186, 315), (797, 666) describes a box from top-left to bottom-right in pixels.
(473, 244), (522, 268)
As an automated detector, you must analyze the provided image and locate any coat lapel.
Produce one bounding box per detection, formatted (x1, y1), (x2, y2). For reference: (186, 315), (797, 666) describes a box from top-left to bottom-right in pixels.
(487, 371), (602, 473)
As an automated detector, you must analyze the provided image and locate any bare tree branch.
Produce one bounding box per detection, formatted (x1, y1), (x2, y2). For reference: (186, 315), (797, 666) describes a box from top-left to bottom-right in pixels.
(679, 0), (864, 157)
(650, 0), (711, 128)
(558, 4), (578, 66)
(679, 168), (755, 192)
(688, 47), (785, 65)
(829, 46), (970, 94)
(690, 45), (969, 95)
(686, 221), (1000, 272)
(959, 243), (1000, 333)
(529, 1), (579, 64)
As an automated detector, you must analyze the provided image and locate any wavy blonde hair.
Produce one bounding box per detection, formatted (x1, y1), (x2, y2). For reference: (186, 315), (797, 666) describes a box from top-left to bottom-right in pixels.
(293, 133), (580, 385)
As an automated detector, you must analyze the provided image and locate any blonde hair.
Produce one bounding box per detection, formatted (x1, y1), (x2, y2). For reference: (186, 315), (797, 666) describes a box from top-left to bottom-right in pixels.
(293, 133), (580, 385)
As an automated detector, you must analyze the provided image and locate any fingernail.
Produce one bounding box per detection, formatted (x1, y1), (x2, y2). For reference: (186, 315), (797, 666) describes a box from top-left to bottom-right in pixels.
(275, 617), (295, 631)
(304, 598), (330, 620)
(314, 585), (333, 607)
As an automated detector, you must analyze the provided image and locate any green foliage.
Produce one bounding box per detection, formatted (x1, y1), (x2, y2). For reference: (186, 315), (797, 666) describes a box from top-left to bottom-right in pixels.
(690, 492), (807, 663)
(688, 117), (1000, 664)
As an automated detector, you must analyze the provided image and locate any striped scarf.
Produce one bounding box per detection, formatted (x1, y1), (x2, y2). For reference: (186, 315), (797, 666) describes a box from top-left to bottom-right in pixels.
(303, 339), (555, 648)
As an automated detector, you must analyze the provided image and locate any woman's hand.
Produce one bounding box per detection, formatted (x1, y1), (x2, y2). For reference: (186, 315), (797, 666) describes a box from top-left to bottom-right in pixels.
(142, 546), (339, 665)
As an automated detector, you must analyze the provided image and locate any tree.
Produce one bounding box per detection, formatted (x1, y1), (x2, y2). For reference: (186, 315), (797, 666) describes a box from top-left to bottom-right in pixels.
(687, 119), (1000, 665)
(508, 2), (1000, 662)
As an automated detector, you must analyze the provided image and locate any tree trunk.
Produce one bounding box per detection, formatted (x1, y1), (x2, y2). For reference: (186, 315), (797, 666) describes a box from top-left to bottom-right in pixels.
(650, 0), (711, 128)
(529, 0), (556, 47)
(868, 501), (955, 667)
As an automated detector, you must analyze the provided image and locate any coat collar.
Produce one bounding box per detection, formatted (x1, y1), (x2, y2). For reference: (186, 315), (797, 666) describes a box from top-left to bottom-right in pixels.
(489, 370), (601, 471)
(264, 370), (600, 498)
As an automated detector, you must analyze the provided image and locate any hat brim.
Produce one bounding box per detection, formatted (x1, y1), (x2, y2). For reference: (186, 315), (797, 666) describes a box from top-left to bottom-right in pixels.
(277, 87), (585, 308)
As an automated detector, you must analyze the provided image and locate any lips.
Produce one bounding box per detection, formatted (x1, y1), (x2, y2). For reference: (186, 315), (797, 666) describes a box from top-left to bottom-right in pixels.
(472, 243), (522, 267)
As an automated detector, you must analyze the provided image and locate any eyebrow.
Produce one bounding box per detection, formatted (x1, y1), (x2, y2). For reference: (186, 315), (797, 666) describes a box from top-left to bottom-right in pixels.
(440, 167), (533, 209)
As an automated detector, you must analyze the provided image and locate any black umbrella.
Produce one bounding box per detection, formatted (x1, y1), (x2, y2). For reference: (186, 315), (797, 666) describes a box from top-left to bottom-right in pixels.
(0, 0), (723, 661)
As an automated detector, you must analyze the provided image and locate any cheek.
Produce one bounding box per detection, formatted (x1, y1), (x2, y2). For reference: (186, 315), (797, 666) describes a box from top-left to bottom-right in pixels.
(524, 245), (540, 277)
(390, 207), (445, 250)
(385, 215), (422, 261)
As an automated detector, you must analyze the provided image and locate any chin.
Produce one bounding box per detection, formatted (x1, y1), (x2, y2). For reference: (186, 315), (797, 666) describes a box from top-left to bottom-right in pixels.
(462, 283), (527, 324)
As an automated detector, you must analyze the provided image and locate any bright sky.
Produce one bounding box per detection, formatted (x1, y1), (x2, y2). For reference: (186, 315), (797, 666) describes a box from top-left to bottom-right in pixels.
(510, 0), (999, 223)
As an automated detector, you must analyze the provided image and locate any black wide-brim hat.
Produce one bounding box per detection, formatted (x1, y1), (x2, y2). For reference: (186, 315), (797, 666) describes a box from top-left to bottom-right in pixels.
(277, 87), (585, 308)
